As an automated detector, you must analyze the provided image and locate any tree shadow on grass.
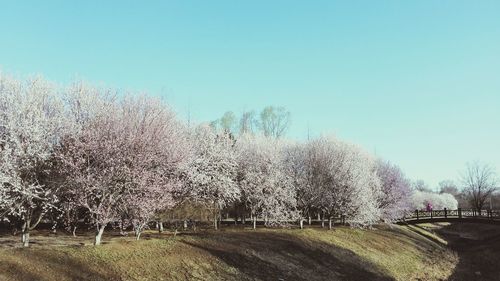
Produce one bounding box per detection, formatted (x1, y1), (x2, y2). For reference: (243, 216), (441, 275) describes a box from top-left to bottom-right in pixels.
(0, 261), (41, 281)
(182, 231), (394, 281)
(0, 248), (120, 281)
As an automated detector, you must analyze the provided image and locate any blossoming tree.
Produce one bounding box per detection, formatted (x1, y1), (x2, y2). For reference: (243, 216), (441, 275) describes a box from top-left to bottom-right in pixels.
(184, 125), (240, 230)
(235, 134), (299, 229)
(0, 75), (66, 246)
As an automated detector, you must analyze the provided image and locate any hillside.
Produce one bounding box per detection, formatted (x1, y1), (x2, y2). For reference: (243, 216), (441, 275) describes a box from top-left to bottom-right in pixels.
(0, 224), (459, 281)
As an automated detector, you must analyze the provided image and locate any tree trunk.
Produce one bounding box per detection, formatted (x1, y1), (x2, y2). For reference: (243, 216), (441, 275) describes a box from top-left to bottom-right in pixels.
(21, 219), (30, 247)
(158, 222), (164, 233)
(22, 231), (30, 247)
(119, 220), (126, 236)
(20, 211), (44, 247)
(72, 226), (77, 237)
(94, 224), (106, 246)
(308, 216), (311, 225)
(253, 216), (257, 230)
(134, 223), (144, 241)
(321, 215), (325, 228)
(183, 220), (188, 230)
(328, 218), (332, 230)
(214, 213), (218, 230)
(300, 219), (304, 229)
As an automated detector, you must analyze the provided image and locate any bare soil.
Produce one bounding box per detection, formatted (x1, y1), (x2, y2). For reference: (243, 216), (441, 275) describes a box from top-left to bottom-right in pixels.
(420, 223), (500, 281)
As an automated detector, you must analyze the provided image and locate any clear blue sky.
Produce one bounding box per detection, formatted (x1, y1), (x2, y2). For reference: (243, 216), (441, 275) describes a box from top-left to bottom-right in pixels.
(1, 1), (499, 189)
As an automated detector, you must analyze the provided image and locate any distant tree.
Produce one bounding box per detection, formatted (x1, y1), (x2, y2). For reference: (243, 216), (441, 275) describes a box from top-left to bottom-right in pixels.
(211, 111), (237, 135)
(412, 180), (432, 193)
(259, 106), (291, 138)
(438, 180), (468, 208)
(460, 162), (498, 210)
(411, 191), (458, 210)
(239, 111), (258, 135)
(439, 180), (459, 195)
(220, 111), (237, 134)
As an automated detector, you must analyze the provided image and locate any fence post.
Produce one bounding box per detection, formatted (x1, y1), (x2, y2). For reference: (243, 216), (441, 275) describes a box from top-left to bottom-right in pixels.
(458, 208), (462, 219)
(444, 208), (447, 218)
(416, 210), (419, 221)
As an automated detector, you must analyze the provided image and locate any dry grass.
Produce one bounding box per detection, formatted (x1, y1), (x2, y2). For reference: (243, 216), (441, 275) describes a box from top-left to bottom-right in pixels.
(295, 225), (457, 280)
(0, 225), (460, 281)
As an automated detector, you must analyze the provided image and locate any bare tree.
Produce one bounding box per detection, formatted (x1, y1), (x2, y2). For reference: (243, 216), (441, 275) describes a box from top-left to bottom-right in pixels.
(211, 111), (237, 134)
(460, 162), (498, 210)
(412, 180), (431, 192)
(439, 180), (459, 195)
(259, 106), (291, 138)
(220, 111), (237, 134)
(239, 111), (257, 135)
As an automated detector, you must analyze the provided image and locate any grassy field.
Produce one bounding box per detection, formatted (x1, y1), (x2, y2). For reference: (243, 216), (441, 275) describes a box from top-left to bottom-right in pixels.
(0, 224), (463, 281)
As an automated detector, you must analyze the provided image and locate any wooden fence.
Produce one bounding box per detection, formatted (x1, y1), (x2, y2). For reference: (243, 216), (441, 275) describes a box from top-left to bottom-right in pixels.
(402, 208), (500, 222)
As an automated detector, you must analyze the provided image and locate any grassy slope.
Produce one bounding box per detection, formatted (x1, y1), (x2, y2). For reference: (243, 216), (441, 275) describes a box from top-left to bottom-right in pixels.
(0, 225), (458, 281)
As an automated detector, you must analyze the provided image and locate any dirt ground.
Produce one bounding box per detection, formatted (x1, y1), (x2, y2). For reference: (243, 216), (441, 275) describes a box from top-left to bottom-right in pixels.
(418, 222), (500, 281)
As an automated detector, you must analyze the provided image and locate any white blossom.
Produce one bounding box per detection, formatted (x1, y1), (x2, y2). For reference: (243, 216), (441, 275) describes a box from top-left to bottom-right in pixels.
(235, 134), (299, 227)
(0, 74), (66, 246)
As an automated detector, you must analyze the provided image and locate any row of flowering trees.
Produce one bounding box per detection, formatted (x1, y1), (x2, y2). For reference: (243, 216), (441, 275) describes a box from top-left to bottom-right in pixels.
(0, 74), (414, 247)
